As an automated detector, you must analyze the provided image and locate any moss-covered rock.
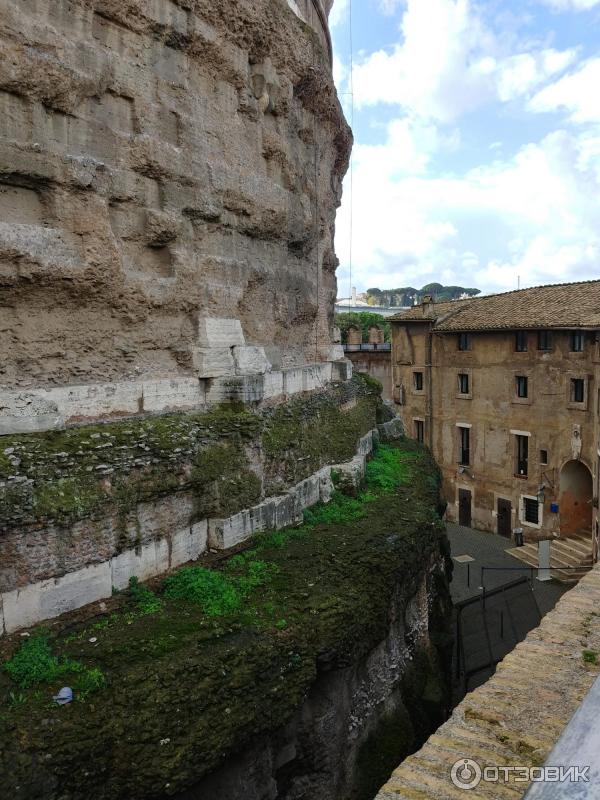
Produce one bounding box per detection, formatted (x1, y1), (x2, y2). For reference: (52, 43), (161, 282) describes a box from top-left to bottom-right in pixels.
(0, 441), (453, 800)
(0, 377), (381, 530)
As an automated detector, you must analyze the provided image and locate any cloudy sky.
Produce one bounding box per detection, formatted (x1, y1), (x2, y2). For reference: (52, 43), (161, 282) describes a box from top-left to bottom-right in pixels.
(329, 0), (600, 297)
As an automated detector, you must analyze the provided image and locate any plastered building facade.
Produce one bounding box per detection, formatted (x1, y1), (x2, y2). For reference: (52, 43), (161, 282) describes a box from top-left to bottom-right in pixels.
(391, 282), (600, 563)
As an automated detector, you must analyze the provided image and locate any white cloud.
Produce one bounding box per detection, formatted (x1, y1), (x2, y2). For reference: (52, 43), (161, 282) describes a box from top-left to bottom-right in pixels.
(335, 120), (600, 294)
(328, 0), (349, 28)
(530, 59), (600, 122)
(351, 0), (576, 121)
(537, 0), (600, 10)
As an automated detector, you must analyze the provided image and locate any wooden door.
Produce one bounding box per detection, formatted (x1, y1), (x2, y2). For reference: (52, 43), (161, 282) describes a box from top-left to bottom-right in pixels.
(497, 499), (512, 538)
(458, 489), (472, 527)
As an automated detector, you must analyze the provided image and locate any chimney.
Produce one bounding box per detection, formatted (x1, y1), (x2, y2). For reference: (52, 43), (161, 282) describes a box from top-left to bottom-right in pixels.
(421, 294), (433, 315)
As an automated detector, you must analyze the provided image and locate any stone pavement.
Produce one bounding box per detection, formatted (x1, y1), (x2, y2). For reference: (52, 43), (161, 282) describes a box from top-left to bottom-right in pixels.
(375, 560), (600, 800)
(447, 523), (568, 615)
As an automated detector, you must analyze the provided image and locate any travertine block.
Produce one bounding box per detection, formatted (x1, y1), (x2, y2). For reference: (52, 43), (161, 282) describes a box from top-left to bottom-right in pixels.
(197, 318), (245, 348)
(2, 562), (112, 633)
(233, 346), (271, 375)
(192, 347), (236, 378)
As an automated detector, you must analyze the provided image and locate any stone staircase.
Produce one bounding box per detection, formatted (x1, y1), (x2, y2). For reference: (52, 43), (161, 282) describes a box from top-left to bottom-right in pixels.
(506, 532), (594, 583)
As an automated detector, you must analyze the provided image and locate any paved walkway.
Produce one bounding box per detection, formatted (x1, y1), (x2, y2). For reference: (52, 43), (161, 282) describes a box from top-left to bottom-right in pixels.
(447, 523), (568, 615)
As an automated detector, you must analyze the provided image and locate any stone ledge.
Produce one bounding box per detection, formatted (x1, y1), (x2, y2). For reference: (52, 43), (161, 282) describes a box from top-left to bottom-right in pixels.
(0, 360), (353, 436)
(0, 427), (376, 636)
(375, 564), (600, 800)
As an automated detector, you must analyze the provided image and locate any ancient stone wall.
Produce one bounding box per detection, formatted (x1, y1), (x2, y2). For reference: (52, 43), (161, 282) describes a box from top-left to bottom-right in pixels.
(0, 0), (350, 393)
(0, 376), (390, 634)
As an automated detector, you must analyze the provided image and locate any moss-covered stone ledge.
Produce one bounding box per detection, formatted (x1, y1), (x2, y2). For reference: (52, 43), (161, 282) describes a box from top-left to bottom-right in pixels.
(0, 376), (384, 601)
(0, 440), (454, 800)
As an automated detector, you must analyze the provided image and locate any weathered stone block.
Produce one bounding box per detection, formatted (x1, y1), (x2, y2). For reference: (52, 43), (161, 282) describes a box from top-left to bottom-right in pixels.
(0, 390), (64, 435)
(378, 418), (404, 442)
(263, 371), (285, 400)
(142, 378), (205, 412)
(170, 522), (208, 568)
(282, 367), (304, 396)
(332, 455), (366, 494)
(197, 318), (245, 348)
(331, 360), (353, 382)
(55, 382), (142, 422)
(233, 346), (271, 375)
(317, 466), (334, 504)
(205, 375), (265, 404)
(1, 562), (112, 633)
(192, 348), (236, 379)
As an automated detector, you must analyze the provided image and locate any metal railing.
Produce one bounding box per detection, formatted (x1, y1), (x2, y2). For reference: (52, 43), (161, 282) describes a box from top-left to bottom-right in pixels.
(343, 343), (392, 352)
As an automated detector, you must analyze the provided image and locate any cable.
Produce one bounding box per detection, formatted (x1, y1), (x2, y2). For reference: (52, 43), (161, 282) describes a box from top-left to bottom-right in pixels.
(348, 0), (354, 309)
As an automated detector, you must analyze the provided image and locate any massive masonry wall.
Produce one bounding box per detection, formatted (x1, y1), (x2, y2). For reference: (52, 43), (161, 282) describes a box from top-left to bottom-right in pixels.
(0, 376), (395, 634)
(0, 0), (350, 393)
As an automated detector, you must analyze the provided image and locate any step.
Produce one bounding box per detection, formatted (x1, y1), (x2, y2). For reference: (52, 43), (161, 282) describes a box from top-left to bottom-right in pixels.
(554, 538), (593, 558)
(506, 546), (591, 576)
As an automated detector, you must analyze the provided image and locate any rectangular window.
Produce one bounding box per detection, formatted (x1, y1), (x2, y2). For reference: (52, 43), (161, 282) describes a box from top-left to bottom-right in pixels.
(523, 497), (539, 525)
(516, 434), (528, 477)
(570, 331), (585, 352)
(459, 426), (470, 466)
(537, 331), (552, 351)
(571, 378), (585, 403)
(458, 373), (470, 394)
(413, 371), (424, 391)
(458, 333), (471, 351)
(516, 376), (528, 398)
(540, 449), (548, 465)
(515, 331), (528, 352)
(414, 420), (424, 444)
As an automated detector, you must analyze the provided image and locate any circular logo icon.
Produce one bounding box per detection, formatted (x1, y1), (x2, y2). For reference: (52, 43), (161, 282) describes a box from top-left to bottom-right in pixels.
(451, 758), (482, 790)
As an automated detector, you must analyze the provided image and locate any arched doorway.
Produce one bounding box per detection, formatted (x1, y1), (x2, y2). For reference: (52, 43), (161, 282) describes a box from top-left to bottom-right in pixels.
(559, 460), (593, 537)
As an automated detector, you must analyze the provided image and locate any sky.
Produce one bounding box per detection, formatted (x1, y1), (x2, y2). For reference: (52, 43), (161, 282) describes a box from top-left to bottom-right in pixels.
(329, 0), (600, 297)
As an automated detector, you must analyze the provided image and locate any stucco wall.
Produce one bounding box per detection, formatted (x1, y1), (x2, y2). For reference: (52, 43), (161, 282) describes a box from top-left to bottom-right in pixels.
(392, 323), (600, 542)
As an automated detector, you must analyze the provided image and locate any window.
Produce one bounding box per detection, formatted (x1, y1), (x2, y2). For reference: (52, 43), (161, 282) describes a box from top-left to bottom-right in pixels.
(413, 371), (424, 391)
(540, 449), (548, 465)
(515, 331), (528, 352)
(458, 333), (471, 351)
(523, 497), (539, 525)
(458, 373), (470, 394)
(414, 420), (424, 444)
(458, 426), (470, 466)
(537, 331), (552, 351)
(516, 376), (528, 398)
(570, 331), (585, 352)
(516, 434), (528, 477)
(571, 378), (585, 404)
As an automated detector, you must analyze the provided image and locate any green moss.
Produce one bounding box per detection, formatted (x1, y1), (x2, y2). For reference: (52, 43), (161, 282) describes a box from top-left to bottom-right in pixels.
(1, 378), (379, 528)
(31, 478), (105, 522)
(0, 440), (451, 799)
(582, 649), (598, 665)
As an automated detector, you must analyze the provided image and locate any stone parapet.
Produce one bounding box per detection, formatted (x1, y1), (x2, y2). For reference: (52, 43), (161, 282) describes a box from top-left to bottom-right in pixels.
(375, 564), (600, 800)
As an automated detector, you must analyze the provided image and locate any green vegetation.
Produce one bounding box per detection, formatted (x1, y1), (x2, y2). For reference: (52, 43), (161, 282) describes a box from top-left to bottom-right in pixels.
(582, 649), (598, 665)
(163, 560), (280, 616)
(128, 577), (163, 616)
(0, 377), (380, 528)
(0, 438), (451, 798)
(3, 634), (82, 689)
(3, 634), (105, 700)
(364, 283), (481, 307)
(336, 311), (391, 344)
